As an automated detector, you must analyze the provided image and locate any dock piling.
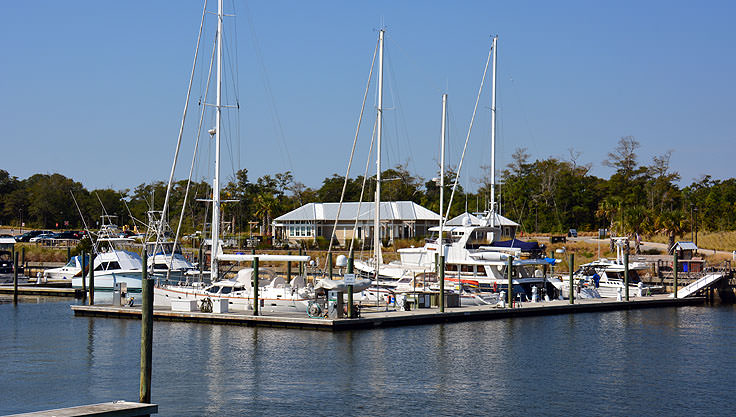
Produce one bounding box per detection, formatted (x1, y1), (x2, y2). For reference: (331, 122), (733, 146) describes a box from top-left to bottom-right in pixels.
(287, 251), (292, 282)
(508, 255), (514, 307)
(80, 250), (87, 299)
(673, 252), (678, 298)
(624, 251), (629, 301)
(67, 246), (71, 262)
(89, 253), (95, 305)
(439, 254), (445, 312)
(347, 248), (354, 319)
(139, 251), (153, 404)
(328, 252), (333, 279)
(13, 251), (19, 303)
(569, 253), (574, 304)
(253, 257), (259, 316)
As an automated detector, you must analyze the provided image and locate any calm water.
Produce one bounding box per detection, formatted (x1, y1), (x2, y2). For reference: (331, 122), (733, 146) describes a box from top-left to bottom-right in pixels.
(1, 296), (734, 416)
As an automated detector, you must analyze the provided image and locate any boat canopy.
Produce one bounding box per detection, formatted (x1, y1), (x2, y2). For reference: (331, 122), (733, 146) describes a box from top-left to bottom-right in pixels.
(491, 239), (540, 252)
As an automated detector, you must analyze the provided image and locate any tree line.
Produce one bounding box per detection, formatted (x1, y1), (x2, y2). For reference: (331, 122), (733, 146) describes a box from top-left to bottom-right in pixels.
(1, 136), (734, 250)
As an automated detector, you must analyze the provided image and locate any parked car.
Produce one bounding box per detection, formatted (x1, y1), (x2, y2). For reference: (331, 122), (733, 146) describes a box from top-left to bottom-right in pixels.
(56, 230), (82, 240)
(15, 230), (53, 242)
(568, 229), (578, 238)
(30, 233), (58, 243)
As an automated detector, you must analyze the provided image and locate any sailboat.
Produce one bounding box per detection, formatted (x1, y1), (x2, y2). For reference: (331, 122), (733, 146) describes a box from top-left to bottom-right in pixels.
(153, 0), (311, 313)
(354, 36), (555, 302)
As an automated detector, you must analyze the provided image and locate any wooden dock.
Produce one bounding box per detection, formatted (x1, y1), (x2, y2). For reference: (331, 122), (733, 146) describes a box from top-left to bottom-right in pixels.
(6, 401), (157, 417)
(71, 295), (705, 331)
(0, 284), (83, 298)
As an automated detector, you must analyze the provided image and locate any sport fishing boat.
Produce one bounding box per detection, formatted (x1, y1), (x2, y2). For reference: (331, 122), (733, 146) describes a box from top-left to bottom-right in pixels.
(71, 217), (143, 292)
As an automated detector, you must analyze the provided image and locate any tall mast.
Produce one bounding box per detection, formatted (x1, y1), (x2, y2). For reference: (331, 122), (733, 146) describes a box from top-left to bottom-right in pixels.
(439, 93), (447, 251)
(211, 0), (223, 279)
(374, 29), (385, 277)
(490, 35), (498, 224)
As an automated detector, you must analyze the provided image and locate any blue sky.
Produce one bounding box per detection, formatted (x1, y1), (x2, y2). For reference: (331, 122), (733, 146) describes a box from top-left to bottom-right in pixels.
(2, 0), (734, 193)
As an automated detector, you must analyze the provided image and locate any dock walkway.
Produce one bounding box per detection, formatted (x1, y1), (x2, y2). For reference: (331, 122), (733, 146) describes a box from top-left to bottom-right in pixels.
(5, 401), (157, 417)
(71, 295), (704, 331)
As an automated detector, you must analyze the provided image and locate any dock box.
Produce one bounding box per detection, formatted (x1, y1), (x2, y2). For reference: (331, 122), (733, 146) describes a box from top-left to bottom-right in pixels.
(171, 299), (198, 312)
(212, 298), (228, 313)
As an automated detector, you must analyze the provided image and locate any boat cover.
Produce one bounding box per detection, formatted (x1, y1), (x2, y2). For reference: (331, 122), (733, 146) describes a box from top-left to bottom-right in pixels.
(491, 239), (540, 251)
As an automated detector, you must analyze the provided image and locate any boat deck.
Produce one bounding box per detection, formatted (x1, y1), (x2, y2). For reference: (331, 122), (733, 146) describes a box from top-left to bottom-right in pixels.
(71, 294), (704, 331)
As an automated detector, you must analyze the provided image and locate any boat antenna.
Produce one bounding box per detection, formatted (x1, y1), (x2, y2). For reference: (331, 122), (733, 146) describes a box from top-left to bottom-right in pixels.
(70, 190), (98, 256)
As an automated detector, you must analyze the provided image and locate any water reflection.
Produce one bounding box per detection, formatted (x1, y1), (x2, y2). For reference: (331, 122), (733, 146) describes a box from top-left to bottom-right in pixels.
(1, 301), (735, 415)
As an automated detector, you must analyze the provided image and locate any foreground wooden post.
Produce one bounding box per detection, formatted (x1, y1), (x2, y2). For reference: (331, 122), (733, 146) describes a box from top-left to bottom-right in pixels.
(21, 247), (25, 266)
(139, 251), (153, 404)
(624, 251), (629, 301)
(508, 255), (514, 307)
(253, 257), (259, 316)
(569, 253), (574, 304)
(673, 252), (679, 299)
(88, 253), (95, 305)
(347, 248), (354, 318)
(13, 251), (19, 303)
(67, 247), (71, 262)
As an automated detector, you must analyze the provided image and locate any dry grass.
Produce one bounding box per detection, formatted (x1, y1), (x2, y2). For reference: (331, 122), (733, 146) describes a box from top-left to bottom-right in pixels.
(646, 231), (736, 252)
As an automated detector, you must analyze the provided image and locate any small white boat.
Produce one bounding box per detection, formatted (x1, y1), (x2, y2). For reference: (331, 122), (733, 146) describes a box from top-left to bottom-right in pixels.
(71, 249), (143, 292)
(43, 255), (85, 283)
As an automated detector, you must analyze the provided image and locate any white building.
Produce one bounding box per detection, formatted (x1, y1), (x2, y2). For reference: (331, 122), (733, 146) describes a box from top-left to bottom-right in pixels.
(272, 201), (440, 245)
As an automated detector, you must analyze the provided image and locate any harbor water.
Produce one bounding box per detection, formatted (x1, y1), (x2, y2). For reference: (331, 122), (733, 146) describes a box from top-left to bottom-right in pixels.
(1, 296), (734, 416)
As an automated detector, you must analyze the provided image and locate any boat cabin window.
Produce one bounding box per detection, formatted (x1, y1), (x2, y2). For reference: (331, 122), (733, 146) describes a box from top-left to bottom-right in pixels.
(220, 286), (233, 295)
(207, 286), (221, 294)
(153, 263), (168, 270)
(95, 261), (121, 271)
(65, 258), (77, 268)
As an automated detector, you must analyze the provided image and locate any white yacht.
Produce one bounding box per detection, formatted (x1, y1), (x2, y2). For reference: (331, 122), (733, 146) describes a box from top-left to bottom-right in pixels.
(43, 254), (86, 283)
(71, 217), (143, 292)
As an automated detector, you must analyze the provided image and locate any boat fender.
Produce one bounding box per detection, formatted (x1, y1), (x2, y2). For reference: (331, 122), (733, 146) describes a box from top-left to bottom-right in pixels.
(493, 282), (498, 292)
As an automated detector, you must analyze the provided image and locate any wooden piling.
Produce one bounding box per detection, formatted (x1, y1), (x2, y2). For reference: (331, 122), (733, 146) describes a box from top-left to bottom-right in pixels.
(80, 250), (87, 298)
(624, 251), (629, 301)
(13, 251), (19, 303)
(287, 251), (292, 282)
(88, 253), (95, 306)
(67, 247), (71, 262)
(347, 248), (354, 319)
(328, 252), (333, 279)
(139, 252), (153, 404)
(569, 253), (574, 304)
(508, 255), (514, 307)
(673, 252), (678, 298)
(253, 257), (259, 316)
(439, 254), (445, 312)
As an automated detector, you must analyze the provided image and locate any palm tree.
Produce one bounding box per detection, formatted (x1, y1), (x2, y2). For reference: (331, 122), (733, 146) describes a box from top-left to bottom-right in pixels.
(254, 193), (276, 236)
(656, 210), (687, 253)
(623, 206), (653, 254)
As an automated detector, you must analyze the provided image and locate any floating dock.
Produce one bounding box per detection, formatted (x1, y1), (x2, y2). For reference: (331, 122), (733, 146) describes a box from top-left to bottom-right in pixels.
(71, 295), (704, 331)
(0, 284), (83, 298)
(6, 401), (157, 417)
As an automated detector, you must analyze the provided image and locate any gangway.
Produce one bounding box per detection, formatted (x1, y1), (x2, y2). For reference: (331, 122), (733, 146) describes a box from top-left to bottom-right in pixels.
(669, 273), (727, 298)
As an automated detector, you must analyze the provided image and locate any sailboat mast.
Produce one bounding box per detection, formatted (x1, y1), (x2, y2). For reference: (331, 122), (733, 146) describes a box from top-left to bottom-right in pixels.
(374, 29), (385, 274)
(439, 93), (447, 251)
(490, 35), (498, 223)
(211, 0), (223, 279)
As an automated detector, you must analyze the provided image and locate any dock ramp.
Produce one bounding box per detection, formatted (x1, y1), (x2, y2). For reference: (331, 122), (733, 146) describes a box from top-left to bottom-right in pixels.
(669, 273), (727, 298)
